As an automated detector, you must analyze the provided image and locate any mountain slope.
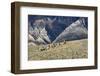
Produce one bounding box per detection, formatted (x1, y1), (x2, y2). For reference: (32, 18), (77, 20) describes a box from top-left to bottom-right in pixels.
(28, 19), (51, 45)
(28, 15), (88, 45)
(53, 18), (88, 43)
(45, 17), (80, 41)
(29, 15), (81, 42)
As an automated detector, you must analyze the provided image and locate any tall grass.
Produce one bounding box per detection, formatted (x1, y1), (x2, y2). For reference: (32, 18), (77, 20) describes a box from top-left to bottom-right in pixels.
(28, 39), (88, 60)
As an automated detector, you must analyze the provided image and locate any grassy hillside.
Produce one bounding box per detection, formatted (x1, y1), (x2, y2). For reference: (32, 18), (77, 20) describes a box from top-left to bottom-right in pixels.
(28, 39), (88, 60)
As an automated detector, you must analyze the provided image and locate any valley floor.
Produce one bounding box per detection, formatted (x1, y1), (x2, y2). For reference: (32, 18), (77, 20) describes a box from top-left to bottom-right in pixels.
(28, 39), (88, 60)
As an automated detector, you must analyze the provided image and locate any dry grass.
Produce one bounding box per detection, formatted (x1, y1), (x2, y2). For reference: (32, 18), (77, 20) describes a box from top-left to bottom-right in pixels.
(28, 39), (88, 60)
